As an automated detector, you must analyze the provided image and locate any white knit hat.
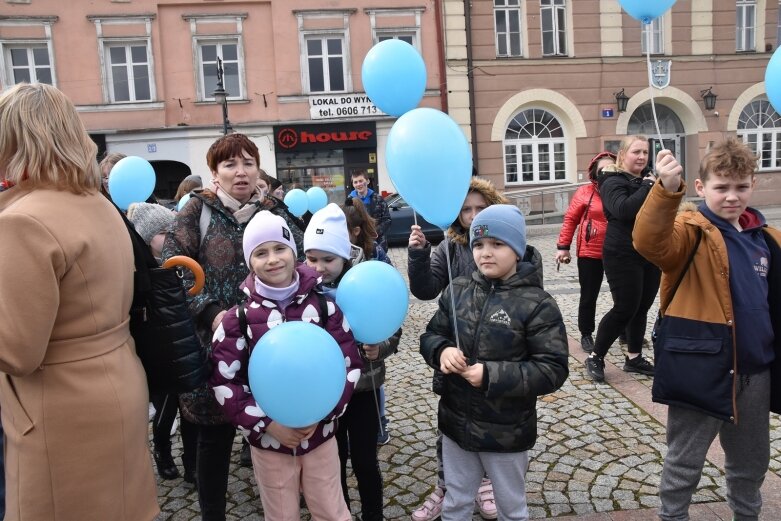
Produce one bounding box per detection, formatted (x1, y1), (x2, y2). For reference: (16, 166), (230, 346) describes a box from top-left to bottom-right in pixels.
(127, 202), (175, 245)
(303, 203), (352, 260)
(242, 211), (297, 266)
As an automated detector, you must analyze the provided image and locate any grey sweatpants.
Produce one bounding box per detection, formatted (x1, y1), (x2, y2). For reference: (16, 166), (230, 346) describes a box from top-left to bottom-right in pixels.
(659, 370), (771, 521)
(441, 434), (529, 521)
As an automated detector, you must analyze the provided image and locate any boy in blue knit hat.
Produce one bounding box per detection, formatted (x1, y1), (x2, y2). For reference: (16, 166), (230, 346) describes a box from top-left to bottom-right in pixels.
(420, 204), (569, 520)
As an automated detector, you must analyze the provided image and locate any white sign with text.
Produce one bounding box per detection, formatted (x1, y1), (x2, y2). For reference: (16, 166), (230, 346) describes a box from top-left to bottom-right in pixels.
(309, 94), (385, 120)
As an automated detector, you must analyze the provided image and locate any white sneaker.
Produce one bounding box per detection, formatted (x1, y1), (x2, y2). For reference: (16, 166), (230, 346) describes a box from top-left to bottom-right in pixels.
(411, 486), (444, 521)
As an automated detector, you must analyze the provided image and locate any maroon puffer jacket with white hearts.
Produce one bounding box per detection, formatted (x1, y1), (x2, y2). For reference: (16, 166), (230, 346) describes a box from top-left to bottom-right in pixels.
(209, 263), (363, 455)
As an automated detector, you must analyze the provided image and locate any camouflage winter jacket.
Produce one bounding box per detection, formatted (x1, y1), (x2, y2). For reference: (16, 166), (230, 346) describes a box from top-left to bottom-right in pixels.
(420, 256), (569, 453)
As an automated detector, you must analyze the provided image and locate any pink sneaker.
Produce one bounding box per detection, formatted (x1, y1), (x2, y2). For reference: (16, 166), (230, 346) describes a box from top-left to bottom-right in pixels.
(475, 478), (497, 519)
(411, 486), (445, 521)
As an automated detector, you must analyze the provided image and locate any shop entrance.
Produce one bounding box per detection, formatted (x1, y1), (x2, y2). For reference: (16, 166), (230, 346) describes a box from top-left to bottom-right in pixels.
(277, 150), (346, 204)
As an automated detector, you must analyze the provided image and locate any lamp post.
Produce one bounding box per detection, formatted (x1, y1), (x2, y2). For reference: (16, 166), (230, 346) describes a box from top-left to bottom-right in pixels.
(213, 57), (232, 135)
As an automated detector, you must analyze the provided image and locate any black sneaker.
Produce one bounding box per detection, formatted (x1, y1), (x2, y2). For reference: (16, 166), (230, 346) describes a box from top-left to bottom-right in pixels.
(377, 424), (391, 445)
(580, 334), (594, 353)
(624, 355), (655, 376)
(585, 355), (605, 382)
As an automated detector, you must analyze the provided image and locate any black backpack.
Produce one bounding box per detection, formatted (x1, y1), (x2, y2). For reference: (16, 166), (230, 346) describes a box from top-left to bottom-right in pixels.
(119, 209), (210, 394)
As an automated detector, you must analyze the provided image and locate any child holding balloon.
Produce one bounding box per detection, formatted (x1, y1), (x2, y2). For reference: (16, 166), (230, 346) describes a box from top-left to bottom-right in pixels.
(420, 205), (569, 520)
(304, 202), (400, 521)
(209, 210), (363, 521)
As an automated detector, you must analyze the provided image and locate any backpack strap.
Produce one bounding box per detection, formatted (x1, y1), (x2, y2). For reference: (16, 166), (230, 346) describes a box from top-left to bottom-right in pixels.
(199, 201), (211, 247)
(237, 301), (253, 354)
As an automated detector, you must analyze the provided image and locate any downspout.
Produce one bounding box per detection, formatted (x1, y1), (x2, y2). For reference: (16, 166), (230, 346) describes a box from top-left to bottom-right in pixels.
(463, 0), (479, 170)
(434, 0), (448, 113)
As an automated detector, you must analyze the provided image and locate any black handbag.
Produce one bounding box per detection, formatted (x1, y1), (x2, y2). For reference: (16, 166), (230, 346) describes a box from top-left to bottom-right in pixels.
(120, 210), (210, 394)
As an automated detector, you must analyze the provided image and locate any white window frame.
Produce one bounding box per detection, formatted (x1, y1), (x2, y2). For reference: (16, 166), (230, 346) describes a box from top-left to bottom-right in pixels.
(503, 108), (567, 185)
(303, 34), (347, 94)
(736, 0), (757, 52)
(2, 43), (55, 86)
(540, 0), (567, 57)
(641, 16), (664, 55)
(183, 14), (247, 103)
(196, 38), (244, 102)
(366, 7), (423, 52)
(738, 99), (781, 171)
(494, 0), (523, 58)
(0, 17), (57, 89)
(295, 10), (353, 95)
(104, 41), (153, 103)
(90, 15), (157, 105)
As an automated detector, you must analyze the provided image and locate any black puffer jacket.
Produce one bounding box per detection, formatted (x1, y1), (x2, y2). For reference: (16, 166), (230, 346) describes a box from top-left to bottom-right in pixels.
(420, 253), (569, 453)
(597, 167), (655, 259)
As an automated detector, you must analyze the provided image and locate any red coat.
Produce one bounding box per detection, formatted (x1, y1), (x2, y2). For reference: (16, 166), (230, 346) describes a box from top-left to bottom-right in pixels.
(556, 183), (606, 260)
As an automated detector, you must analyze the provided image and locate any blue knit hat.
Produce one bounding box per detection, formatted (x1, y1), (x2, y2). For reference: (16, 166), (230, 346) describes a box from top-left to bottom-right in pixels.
(469, 204), (527, 259)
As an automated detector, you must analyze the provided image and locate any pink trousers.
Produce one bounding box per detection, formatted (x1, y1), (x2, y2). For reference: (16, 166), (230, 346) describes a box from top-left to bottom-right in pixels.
(250, 437), (351, 521)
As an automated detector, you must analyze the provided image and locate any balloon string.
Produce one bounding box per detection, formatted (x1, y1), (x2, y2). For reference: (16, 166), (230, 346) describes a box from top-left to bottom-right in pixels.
(369, 362), (384, 435)
(443, 235), (461, 352)
(413, 210), (418, 227)
(645, 26), (664, 146)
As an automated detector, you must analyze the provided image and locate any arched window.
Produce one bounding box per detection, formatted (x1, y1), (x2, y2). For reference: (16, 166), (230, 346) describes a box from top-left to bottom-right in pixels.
(737, 99), (781, 171)
(503, 108), (566, 184)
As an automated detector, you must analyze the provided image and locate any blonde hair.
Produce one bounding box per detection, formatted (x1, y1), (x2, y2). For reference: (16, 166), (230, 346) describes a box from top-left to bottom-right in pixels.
(0, 83), (101, 194)
(99, 152), (127, 174)
(616, 134), (649, 172)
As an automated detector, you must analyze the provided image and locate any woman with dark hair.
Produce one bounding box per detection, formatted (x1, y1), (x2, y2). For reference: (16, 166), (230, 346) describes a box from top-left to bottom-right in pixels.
(555, 151), (616, 352)
(162, 133), (304, 521)
(585, 135), (660, 383)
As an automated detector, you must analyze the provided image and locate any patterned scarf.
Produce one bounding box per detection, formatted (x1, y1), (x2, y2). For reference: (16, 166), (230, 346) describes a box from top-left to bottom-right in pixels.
(209, 179), (262, 224)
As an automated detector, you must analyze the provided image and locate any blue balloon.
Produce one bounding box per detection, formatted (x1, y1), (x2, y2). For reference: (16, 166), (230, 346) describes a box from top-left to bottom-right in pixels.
(307, 186), (329, 214)
(385, 108), (472, 229)
(766, 47), (781, 114)
(248, 321), (346, 428)
(619, 0), (676, 24)
(336, 260), (408, 344)
(362, 39), (426, 117)
(284, 188), (308, 217)
(177, 193), (191, 212)
(108, 156), (156, 210)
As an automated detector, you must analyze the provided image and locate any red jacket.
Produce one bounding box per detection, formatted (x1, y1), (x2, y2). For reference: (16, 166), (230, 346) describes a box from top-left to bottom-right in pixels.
(556, 183), (606, 259)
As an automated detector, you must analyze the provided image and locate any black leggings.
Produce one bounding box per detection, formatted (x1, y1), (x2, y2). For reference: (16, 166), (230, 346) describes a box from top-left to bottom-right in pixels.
(593, 253), (660, 358)
(577, 257), (605, 336)
(336, 389), (384, 521)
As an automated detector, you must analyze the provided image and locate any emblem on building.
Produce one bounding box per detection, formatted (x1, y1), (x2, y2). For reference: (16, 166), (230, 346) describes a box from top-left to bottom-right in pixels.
(651, 60), (672, 89)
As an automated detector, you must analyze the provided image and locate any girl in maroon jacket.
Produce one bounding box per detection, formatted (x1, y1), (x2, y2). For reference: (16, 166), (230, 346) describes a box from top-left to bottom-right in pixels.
(555, 151), (615, 352)
(210, 210), (363, 520)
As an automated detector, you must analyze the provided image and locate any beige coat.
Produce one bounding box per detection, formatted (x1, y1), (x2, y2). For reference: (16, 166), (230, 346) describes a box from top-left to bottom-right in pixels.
(0, 187), (159, 520)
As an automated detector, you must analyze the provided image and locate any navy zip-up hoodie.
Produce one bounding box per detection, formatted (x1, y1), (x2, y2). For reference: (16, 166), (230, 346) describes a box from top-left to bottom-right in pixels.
(699, 203), (775, 374)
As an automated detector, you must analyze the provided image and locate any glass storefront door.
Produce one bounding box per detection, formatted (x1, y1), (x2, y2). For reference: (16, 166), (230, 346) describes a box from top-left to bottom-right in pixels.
(276, 150), (346, 204)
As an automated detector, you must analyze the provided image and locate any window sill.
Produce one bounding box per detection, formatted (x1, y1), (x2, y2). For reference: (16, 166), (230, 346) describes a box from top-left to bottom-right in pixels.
(76, 101), (164, 112)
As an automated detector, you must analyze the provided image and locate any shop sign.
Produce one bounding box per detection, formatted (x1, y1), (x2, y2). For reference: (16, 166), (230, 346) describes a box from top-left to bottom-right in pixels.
(309, 94), (385, 120)
(274, 121), (377, 152)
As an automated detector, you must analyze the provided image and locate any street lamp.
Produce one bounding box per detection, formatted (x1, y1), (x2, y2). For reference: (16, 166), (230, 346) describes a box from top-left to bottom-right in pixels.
(700, 87), (717, 111)
(614, 88), (630, 113)
(213, 57), (232, 135)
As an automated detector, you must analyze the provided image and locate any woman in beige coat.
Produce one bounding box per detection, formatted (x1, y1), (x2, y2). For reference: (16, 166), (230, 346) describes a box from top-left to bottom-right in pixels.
(0, 83), (159, 520)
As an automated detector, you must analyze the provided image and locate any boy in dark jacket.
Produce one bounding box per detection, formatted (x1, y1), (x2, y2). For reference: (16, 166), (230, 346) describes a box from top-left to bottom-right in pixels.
(633, 140), (781, 521)
(420, 204), (569, 520)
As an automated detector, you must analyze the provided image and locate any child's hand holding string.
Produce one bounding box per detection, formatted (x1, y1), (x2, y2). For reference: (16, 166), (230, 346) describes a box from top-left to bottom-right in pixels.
(363, 343), (380, 361)
(267, 422), (311, 449)
(461, 363), (484, 388)
(440, 347), (467, 374)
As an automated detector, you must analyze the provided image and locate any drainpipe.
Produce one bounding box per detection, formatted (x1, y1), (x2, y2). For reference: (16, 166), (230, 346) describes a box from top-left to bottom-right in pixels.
(434, 0), (448, 113)
(463, 0), (479, 170)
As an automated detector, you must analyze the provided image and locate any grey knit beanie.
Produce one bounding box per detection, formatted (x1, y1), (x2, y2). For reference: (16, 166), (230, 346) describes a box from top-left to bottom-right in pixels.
(127, 203), (175, 245)
(183, 174), (203, 187)
(469, 204), (527, 259)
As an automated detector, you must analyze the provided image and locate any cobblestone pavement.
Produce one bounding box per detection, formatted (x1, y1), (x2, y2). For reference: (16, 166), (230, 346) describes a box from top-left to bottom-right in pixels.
(153, 214), (781, 520)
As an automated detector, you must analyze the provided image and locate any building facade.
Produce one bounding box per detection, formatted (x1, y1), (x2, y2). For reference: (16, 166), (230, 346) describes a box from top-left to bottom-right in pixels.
(443, 0), (781, 205)
(0, 0), (445, 201)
